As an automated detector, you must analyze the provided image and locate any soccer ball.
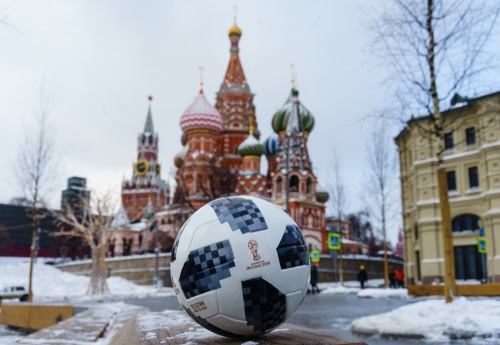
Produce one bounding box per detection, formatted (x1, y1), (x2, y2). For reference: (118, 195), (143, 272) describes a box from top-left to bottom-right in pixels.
(170, 195), (310, 338)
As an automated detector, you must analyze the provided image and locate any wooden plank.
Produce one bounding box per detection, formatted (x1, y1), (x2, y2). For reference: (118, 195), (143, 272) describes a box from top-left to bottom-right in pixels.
(408, 284), (500, 297)
(407, 285), (443, 296)
(0, 303), (74, 330)
(110, 310), (367, 345)
(457, 283), (500, 296)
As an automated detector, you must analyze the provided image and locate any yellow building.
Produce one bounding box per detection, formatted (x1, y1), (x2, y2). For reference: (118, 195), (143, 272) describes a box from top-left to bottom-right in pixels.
(395, 91), (500, 285)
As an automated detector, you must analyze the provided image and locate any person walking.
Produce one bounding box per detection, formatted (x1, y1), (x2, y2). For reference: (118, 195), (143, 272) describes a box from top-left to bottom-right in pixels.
(310, 264), (320, 294)
(389, 267), (397, 288)
(396, 266), (405, 288)
(357, 265), (368, 289)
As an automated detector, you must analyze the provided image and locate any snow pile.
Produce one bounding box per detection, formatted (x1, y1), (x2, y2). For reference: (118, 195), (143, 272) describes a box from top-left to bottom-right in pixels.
(0, 263), (157, 299)
(351, 297), (500, 342)
(357, 288), (409, 299)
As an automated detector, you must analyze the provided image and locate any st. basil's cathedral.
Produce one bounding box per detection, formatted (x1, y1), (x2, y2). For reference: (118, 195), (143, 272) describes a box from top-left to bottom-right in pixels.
(121, 20), (330, 254)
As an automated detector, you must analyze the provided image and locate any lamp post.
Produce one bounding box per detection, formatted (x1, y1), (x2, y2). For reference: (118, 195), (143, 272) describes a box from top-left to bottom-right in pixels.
(153, 219), (159, 288)
(285, 132), (290, 214)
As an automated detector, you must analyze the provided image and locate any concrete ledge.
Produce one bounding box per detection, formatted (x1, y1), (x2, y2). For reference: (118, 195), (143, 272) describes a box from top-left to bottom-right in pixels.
(0, 303), (74, 330)
(15, 303), (149, 344)
(110, 310), (367, 345)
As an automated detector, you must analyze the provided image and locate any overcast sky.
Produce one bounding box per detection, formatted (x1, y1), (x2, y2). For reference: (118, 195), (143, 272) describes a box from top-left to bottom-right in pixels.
(1, 1), (499, 244)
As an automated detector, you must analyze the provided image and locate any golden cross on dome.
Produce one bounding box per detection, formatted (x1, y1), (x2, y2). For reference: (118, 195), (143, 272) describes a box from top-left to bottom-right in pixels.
(290, 63), (296, 89)
(249, 116), (254, 135)
(233, 5), (238, 24)
(198, 66), (204, 91)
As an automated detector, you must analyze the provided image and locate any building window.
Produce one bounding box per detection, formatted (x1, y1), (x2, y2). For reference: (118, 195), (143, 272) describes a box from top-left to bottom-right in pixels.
(465, 127), (476, 146)
(447, 171), (456, 191)
(415, 250), (421, 281)
(452, 214), (480, 233)
(290, 175), (299, 192)
(444, 132), (454, 150)
(276, 176), (283, 193)
(306, 177), (312, 193)
(414, 223), (419, 240)
(468, 167), (479, 188)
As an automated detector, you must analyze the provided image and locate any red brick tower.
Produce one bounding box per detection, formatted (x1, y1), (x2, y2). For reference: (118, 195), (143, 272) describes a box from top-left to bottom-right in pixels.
(215, 20), (258, 178)
(122, 97), (170, 221)
(270, 84), (329, 253)
(174, 83), (224, 210)
(235, 119), (267, 197)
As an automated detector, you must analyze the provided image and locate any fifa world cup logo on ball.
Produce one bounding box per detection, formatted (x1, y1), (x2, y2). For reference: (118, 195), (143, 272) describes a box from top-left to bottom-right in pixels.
(248, 240), (260, 261)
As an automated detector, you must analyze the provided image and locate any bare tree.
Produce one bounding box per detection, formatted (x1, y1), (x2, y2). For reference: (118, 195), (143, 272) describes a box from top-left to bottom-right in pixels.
(52, 190), (117, 295)
(364, 121), (398, 289)
(327, 150), (348, 284)
(370, 0), (500, 302)
(12, 91), (58, 302)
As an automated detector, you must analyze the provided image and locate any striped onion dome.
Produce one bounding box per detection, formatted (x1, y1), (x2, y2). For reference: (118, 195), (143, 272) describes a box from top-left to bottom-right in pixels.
(238, 134), (264, 157)
(179, 90), (223, 134)
(263, 133), (279, 155)
(271, 89), (315, 134)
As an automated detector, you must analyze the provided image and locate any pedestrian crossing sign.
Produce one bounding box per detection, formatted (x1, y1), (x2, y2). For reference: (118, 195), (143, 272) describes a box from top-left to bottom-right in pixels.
(328, 233), (341, 250)
(478, 237), (487, 254)
(310, 250), (320, 263)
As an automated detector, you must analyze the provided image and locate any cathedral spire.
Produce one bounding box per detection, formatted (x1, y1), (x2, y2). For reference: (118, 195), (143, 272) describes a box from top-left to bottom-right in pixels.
(220, 18), (250, 94)
(143, 95), (154, 133)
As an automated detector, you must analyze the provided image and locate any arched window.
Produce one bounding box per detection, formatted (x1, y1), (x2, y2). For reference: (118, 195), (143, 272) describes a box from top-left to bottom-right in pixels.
(306, 177), (312, 193)
(452, 214), (481, 233)
(276, 176), (283, 193)
(290, 175), (299, 192)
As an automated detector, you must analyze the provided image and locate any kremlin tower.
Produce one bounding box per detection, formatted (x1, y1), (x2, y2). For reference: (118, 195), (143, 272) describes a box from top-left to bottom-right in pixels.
(122, 97), (170, 222)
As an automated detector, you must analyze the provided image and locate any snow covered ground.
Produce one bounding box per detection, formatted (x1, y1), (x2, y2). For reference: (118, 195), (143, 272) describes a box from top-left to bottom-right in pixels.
(1, 263), (500, 344)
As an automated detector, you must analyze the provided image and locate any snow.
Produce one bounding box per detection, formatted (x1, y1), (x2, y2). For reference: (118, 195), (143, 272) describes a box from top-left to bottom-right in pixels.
(0, 263), (160, 299)
(2, 263), (500, 343)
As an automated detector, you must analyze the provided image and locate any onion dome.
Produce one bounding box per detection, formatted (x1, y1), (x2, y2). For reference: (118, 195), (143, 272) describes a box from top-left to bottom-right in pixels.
(228, 21), (242, 36)
(272, 88), (315, 134)
(316, 184), (329, 203)
(238, 134), (264, 157)
(263, 133), (279, 155)
(180, 90), (223, 134)
(180, 132), (187, 146)
(238, 119), (264, 157)
(173, 146), (187, 168)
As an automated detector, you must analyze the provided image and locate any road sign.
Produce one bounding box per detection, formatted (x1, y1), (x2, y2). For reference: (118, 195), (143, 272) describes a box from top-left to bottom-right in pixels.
(328, 233), (341, 250)
(478, 237), (487, 254)
(478, 220), (484, 236)
(310, 250), (320, 263)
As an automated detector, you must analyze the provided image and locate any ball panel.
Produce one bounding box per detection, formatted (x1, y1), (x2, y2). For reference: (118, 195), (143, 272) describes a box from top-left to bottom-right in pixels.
(284, 290), (308, 319)
(182, 290), (220, 320)
(242, 278), (286, 333)
(276, 224), (310, 269)
(184, 307), (245, 339)
(179, 240), (235, 299)
(208, 314), (257, 338)
(209, 197), (268, 234)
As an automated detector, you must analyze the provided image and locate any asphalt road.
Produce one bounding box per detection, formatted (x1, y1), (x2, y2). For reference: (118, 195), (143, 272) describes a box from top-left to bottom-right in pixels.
(119, 293), (452, 345)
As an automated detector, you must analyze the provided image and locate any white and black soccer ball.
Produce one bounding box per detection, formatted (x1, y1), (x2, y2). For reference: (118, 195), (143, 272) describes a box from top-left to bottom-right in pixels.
(170, 195), (310, 338)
